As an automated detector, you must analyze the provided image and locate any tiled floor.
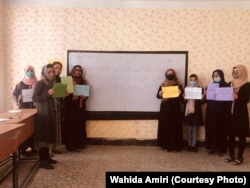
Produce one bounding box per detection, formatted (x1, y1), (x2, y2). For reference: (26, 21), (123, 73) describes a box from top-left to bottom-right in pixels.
(0, 145), (250, 188)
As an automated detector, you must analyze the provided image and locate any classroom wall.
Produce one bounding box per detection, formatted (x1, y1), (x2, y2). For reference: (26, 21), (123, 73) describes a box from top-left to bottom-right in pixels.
(0, 7), (7, 110)
(1, 1), (250, 142)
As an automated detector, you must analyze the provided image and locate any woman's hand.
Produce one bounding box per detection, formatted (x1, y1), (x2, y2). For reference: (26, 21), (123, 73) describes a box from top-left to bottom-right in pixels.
(159, 91), (163, 96)
(80, 95), (86, 100)
(72, 96), (79, 100)
(48, 88), (54, 95)
(233, 93), (238, 100)
(18, 95), (23, 101)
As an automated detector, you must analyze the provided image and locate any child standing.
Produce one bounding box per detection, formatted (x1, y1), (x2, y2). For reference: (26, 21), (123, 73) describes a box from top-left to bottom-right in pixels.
(184, 74), (204, 152)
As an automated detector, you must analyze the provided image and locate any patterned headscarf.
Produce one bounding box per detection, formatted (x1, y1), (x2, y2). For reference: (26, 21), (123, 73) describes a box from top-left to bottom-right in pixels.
(22, 65), (37, 86)
(41, 64), (55, 86)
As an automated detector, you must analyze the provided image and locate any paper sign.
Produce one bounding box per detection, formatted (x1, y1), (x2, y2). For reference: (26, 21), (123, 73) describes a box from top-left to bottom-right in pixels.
(61, 76), (74, 93)
(184, 87), (202, 99)
(22, 89), (34, 102)
(206, 83), (219, 100)
(53, 83), (67, 98)
(74, 85), (90, 96)
(8, 110), (22, 113)
(0, 118), (9, 122)
(215, 87), (233, 101)
(162, 86), (179, 98)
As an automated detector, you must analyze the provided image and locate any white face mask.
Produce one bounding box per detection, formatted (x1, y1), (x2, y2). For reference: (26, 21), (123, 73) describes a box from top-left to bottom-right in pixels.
(214, 77), (221, 83)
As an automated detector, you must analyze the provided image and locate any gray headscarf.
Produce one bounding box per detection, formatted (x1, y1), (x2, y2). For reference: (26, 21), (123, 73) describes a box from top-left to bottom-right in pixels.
(41, 64), (54, 86)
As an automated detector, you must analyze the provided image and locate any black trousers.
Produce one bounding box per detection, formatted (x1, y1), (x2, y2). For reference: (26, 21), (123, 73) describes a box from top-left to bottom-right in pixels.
(39, 147), (49, 161)
(228, 135), (246, 160)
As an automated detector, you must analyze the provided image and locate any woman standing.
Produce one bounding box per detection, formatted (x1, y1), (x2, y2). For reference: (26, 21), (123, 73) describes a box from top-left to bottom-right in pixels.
(204, 69), (232, 156)
(51, 61), (65, 154)
(156, 68), (184, 152)
(13, 65), (38, 156)
(32, 64), (57, 169)
(64, 65), (88, 152)
(225, 64), (250, 165)
(13, 65), (37, 109)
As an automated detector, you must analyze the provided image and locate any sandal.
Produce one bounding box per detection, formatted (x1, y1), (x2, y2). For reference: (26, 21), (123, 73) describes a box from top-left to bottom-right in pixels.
(232, 158), (243, 165)
(224, 156), (235, 163)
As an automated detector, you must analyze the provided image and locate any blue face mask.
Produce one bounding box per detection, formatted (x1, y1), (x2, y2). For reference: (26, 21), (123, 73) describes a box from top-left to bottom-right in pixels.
(214, 77), (221, 83)
(189, 81), (197, 87)
(26, 71), (34, 78)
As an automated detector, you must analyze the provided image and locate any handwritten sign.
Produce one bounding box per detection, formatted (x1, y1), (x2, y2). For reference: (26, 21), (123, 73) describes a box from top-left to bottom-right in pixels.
(215, 87), (233, 101)
(206, 83), (219, 100)
(61, 76), (74, 93)
(184, 87), (202, 99)
(53, 83), (67, 98)
(22, 89), (34, 102)
(162, 86), (179, 98)
(74, 85), (90, 96)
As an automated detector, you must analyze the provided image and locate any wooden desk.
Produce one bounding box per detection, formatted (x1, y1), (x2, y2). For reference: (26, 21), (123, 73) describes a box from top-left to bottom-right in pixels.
(0, 109), (37, 148)
(0, 123), (26, 161)
(0, 109), (37, 188)
(0, 108), (37, 125)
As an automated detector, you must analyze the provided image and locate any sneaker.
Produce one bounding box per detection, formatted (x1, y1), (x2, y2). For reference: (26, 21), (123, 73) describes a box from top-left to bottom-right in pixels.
(39, 161), (54, 170)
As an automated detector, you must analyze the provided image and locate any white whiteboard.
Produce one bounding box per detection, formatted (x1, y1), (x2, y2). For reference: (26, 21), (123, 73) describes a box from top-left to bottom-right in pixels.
(67, 51), (188, 112)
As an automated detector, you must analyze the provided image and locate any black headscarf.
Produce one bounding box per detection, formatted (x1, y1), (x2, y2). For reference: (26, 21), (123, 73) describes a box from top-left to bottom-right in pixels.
(70, 65), (87, 85)
(212, 69), (229, 87)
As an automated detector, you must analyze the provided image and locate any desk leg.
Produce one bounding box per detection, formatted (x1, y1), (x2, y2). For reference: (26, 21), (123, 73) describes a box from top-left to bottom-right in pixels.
(12, 152), (18, 188)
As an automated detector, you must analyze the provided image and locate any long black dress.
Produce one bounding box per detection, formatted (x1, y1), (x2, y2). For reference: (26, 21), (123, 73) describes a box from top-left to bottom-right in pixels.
(204, 84), (232, 153)
(64, 93), (88, 151)
(156, 85), (184, 151)
(230, 82), (250, 137)
(228, 82), (250, 160)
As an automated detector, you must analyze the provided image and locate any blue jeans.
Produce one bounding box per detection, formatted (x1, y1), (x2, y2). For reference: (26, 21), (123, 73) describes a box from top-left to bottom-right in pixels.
(187, 125), (198, 147)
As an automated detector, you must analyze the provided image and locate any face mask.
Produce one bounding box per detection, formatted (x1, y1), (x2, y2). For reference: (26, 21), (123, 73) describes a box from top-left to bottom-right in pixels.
(166, 74), (174, 80)
(214, 77), (221, 83)
(26, 71), (34, 78)
(190, 81), (197, 87)
(232, 73), (239, 79)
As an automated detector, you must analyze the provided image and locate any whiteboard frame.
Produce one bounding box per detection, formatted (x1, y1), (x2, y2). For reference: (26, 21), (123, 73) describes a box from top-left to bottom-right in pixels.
(67, 50), (188, 120)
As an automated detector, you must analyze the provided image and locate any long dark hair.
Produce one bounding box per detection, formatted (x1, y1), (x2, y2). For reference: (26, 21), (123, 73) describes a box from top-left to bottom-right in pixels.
(52, 61), (63, 83)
